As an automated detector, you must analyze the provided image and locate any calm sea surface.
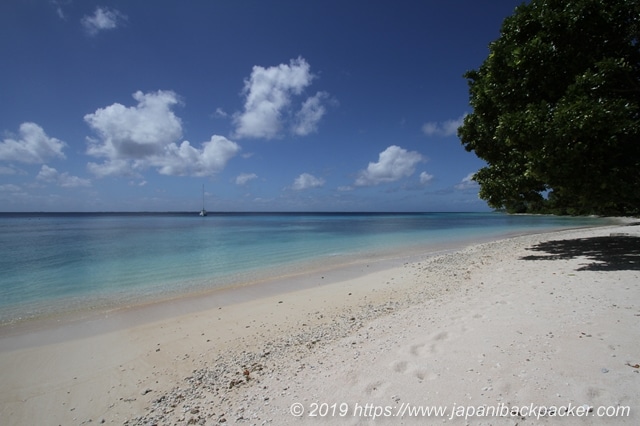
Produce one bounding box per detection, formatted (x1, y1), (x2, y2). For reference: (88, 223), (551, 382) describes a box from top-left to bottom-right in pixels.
(0, 212), (610, 324)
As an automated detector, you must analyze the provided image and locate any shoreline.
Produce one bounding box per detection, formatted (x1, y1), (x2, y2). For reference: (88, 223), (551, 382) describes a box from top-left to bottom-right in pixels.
(1, 221), (638, 425)
(0, 219), (620, 342)
(0, 236), (458, 343)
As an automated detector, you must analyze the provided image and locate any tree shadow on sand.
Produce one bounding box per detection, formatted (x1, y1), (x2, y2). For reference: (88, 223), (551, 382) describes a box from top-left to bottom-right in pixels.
(520, 232), (640, 272)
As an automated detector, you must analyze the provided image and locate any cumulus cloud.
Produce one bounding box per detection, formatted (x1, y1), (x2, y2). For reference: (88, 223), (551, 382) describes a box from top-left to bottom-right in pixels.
(292, 91), (329, 136)
(422, 114), (466, 137)
(85, 90), (240, 177)
(0, 122), (66, 164)
(155, 136), (240, 177)
(292, 173), (325, 190)
(419, 171), (434, 184)
(233, 57), (328, 139)
(87, 158), (134, 178)
(355, 145), (424, 186)
(235, 173), (258, 185)
(455, 172), (480, 190)
(82, 7), (127, 36)
(85, 90), (183, 161)
(37, 165), (91, 188)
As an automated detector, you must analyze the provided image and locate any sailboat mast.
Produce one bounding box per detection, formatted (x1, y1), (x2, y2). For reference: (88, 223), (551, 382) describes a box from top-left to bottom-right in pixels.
(199, 184), (207, 216)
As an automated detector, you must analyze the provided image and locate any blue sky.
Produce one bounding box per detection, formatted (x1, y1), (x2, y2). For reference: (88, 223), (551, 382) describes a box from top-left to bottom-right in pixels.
(0, 1), (523, 212)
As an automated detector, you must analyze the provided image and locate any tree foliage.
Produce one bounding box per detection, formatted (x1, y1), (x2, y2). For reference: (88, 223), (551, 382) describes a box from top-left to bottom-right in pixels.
(459, 0), (640, 215)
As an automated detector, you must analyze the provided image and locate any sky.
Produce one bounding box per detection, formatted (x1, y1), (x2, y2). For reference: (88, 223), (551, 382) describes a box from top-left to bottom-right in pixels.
(0, 0), (525, 212)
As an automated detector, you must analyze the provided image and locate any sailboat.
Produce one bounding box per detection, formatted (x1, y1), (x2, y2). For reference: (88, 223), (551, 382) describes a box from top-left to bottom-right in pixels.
(199, 184), (207, 216)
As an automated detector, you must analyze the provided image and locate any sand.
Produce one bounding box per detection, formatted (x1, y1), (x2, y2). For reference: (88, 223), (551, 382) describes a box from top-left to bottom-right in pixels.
(1, 223), (639, 425)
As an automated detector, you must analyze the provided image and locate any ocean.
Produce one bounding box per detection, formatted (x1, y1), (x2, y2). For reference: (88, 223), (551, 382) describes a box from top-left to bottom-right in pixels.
(0, 212), (610, 325)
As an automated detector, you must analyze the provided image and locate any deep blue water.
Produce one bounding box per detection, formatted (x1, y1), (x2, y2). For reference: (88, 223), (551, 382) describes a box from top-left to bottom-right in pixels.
(0, 212), (610, 324)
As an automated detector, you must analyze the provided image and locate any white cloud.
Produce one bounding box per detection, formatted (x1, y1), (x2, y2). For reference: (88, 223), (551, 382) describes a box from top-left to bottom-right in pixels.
(455, 172), (480, 190)
(0, 184), (21, 192)
(292, 91), (329, 136)
(421, 122), (438, 135)
(292, 173), (325, 190)
(82, 7), (127, 36)
(0, 166), (19, 175)
(214, 107), (229, 118)
(355, 145), (424, 186)
(0, 122), (66, 164)
(51, 0), (69, 19)
(155, 136), (240, 177)
(419, 171), (434, 184)
(233, 57), (327, 139)
(85, 90), (183, 161)
(85, 90), (240, 177)
(87, 158), (134, 178)
(422, 114), (466, 137)
(37, 165), (91, 188)
(235, 173), (258, 185)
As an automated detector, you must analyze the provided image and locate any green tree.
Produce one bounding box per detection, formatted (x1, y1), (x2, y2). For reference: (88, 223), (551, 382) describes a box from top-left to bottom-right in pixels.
(459, 0), (640, 215)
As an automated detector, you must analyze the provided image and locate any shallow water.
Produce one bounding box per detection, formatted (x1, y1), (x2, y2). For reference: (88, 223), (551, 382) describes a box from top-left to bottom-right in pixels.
(0, 212), (610, 324)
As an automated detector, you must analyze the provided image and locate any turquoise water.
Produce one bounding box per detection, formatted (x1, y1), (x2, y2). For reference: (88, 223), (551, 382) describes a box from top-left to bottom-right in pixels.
(0, 212), (609, 324)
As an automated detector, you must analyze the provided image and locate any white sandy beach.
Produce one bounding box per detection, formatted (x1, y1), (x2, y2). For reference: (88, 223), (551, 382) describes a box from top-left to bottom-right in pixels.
(1, 223), (639, 425)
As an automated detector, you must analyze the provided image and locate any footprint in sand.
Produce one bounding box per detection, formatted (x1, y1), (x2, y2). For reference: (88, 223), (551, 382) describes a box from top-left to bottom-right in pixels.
(391, 359), (436, 381)
(409, 343), (425, 357)
(433, 331), (449, 341)
(408, 331), (450, 357)
(412, 368), (437, 381)
(363, 380), (387, 396)
(391, 360), (408, 373)
(388, 331), (455, 384)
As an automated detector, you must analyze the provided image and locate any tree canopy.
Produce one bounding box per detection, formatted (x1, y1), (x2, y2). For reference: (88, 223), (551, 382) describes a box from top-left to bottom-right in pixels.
(458, 0), (640, 215)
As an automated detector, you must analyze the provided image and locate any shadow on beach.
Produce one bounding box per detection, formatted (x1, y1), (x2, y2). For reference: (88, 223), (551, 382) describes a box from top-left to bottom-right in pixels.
(521, 233), (640, 272)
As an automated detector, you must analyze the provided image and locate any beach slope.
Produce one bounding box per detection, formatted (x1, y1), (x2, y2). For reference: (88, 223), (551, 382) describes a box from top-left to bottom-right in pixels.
(1, 224), (639, 425)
